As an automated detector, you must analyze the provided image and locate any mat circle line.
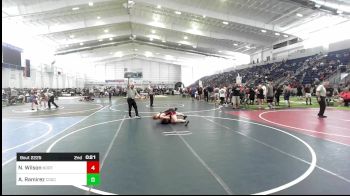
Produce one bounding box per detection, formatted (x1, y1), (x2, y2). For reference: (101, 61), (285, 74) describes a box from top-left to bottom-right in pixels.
(46, 115), (316, 195)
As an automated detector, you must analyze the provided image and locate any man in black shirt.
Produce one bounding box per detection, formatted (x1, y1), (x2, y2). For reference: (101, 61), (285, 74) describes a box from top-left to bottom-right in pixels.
(204, 87), (209, 102)
(249, 87), (255, 105)
(232, 84), (241, 109)
(274, 85), (282, 106)
(149, 86), (154, 107)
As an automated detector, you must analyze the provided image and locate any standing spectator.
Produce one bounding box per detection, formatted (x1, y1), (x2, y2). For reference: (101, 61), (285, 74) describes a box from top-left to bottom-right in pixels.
(249, 86), (255, 105)
(283, 84), (291, 108)
(257, 85), (264, 109)
(262, 83), (267, 104)
(190, 87), (196, 101)
(274, 85), (283, 106)
(198, 86), (203, 101)
(204, 87), (209, 102)
(304, 84), (312, 105)
(10, 88), (18, 105)
(297, 84), (303, 100)
(149, 86), (154, 107)
(232, 84), (240, 109)
(316, 81), (328, 118)
(31, 90), (39, 111)
(325, 86), (334, 106)
(219, 86), (226, 105)
(266, 81), (274, 109)
(108, 89), (112, 101)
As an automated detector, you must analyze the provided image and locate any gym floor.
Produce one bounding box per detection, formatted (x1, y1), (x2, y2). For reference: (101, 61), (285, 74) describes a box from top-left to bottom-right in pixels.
(2, 96), (350, 195)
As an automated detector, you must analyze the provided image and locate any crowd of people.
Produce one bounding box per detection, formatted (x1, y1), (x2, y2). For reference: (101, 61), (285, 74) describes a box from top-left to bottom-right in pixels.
(2, 88), (59, 110)
(193, 49), (349, 90)
(186, 49), (349, 108)
(184, 81), (350, 109)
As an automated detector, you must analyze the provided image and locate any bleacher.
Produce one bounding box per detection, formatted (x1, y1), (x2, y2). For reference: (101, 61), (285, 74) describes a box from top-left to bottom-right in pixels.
(191, 49), (350, 88)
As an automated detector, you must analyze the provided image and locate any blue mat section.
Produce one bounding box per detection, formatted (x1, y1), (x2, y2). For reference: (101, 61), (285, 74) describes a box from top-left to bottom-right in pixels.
(2, 117), (84, 163)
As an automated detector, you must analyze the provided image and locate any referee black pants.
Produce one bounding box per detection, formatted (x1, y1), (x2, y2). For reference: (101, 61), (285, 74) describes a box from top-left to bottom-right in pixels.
(48, 96), (58, 109)
(127, 98), (139, 117)
(150, 94), (154, 107)
(318, 96), (326, 116)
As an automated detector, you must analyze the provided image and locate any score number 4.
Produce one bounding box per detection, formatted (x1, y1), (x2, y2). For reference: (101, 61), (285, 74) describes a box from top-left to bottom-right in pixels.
(87, 161), (99, 173)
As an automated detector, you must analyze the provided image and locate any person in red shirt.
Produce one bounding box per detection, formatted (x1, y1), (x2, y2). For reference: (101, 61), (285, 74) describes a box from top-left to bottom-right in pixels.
(339, 87), (350, 107)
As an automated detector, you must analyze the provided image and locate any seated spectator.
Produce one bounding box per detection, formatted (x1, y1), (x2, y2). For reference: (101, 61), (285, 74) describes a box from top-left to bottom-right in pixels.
(339, 88), (350, 107)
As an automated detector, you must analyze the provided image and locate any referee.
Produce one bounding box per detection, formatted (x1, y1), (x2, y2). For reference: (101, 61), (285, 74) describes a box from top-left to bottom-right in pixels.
(127, 84), (141, 118)
(316, 81), (328, 118)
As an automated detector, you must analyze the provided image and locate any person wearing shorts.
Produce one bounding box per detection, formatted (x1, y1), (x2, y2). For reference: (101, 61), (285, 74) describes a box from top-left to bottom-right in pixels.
(304, 84), (312, 105)
(283, 84), (291, 108)
(266, 81), (274, 109)
(31, 91), (39, 110)
(257, 85), (264, 109)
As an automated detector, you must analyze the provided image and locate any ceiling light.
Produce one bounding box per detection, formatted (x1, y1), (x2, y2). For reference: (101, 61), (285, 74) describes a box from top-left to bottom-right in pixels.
(261, 29), (267, 33)
(88, 2), (94, 6)
(202, 15), (206, 18)
(104, 29), (109, 33)
(162, 40), (166, 43)
(65, 44), (70, 47)
(283, 35), (289, 38)
(218, 50), (222, 53)
(165, 55), (174, 60)
(109, 37), (113, 41)
(184, 36), (188, 40)
(72, 7), (80, 10)
(151, 30), (156, 34)
(115, 52), (123, 57)
(175, 11), (181, 15)
(296, 13), (303, 17)
(222, 21), (229, 25)
(150, 38), (153, 41)
(178, 43), (182, 46)
(233, 43), (238, 46)
(275, 32), (280, 36)
(145, 51), (153, 57)
(69, 35), (75, 38)
(192, 45), (197, 48)
(337, 10), (343, 14)
(157, 5), (161, 9)
(80, 42), (84, 46)
(315, 4), (321, 8)
(99, 39), (103, 42)
(134, 48), (138, 51)
(97, 16), (101, 19)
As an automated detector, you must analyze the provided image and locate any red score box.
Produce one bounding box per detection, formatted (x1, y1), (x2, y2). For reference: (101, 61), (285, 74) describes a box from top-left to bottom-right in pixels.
(87, 161), (100, 173)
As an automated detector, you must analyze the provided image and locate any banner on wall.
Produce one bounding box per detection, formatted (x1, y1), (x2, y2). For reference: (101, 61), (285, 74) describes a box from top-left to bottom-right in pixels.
(124, 68), (143, 78)
(105, 79), (126, 83)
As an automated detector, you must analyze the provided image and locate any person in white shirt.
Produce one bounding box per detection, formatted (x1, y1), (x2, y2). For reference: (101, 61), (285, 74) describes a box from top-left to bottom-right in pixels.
(219, 87), (226, 105)
(127, 84), (142, 118)
(316, 81), (329, 118)
(262, 83), (267, 103)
